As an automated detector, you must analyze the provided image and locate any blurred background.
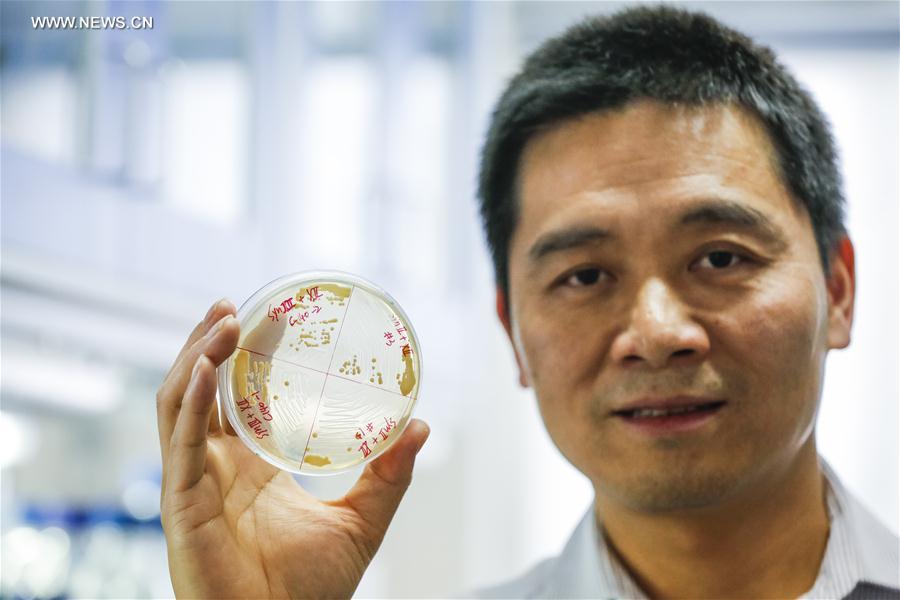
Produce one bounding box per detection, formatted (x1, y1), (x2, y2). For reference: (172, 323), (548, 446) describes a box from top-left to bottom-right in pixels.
(1, 1), (897, 598)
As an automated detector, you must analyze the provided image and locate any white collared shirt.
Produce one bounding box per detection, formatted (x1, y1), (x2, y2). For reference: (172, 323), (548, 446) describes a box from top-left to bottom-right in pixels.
(475, 459), (899, 599)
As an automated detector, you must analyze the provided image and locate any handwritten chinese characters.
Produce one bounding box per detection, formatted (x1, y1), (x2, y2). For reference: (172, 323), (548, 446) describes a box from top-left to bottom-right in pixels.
(267, 296), (295, 322)
(289, 310), (311, 327)
(289, 286), (324, 327)
(306, 286), (323, 302)
(354, 416), (397, 458)
(236, 390), (272, 439)
(267, 287), (328, 327)
(384, 315), (413, 357)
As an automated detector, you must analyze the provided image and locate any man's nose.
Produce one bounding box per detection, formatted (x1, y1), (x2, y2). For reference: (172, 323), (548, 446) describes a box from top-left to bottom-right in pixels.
(609, 278), (710, 369)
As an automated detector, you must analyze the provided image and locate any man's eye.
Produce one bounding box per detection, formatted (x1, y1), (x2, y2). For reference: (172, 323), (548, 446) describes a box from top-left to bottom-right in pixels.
(696, 250), (743, 270)
(564, 268), (603, 287)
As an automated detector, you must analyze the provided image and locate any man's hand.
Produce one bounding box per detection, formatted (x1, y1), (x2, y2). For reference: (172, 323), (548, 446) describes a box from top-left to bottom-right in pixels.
(157, 299), (430, 599)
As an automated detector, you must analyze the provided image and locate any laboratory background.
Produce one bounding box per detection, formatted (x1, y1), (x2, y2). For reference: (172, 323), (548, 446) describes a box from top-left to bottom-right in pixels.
(1, 1), (897, 598)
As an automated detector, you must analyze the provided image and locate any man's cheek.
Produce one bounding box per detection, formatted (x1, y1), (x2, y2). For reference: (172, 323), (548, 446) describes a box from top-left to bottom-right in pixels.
(713, 289), (823, 424)
(717, 275), (820, 353)
(521, 321), (601, 388)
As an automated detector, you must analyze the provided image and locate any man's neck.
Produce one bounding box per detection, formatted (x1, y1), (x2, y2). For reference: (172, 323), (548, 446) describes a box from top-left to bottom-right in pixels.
(595, 441), (830, 599)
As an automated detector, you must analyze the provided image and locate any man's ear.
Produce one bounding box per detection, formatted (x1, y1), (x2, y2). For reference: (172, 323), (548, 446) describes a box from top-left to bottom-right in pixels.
(826, 236), (855, 350)
(496, 287), (530, 388)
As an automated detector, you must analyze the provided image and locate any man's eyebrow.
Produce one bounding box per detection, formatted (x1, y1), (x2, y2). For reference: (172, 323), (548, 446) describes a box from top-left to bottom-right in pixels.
(527, 200), (786, 264)
(679, 200), (788, 249)
(528, 226), (614, 263)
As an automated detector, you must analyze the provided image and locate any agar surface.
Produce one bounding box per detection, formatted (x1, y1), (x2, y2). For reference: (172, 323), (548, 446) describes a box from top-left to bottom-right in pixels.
(223, 279), (420, 474)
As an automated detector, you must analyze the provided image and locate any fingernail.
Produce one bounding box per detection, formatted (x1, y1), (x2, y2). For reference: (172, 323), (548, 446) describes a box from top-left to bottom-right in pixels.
(204, 299), (224, 326)
(204, 315), (231, 340)
(414, 424), (430, 454)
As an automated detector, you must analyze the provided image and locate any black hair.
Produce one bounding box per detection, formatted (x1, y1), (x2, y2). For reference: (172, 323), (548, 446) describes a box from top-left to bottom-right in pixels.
(478, 5), (846, 305)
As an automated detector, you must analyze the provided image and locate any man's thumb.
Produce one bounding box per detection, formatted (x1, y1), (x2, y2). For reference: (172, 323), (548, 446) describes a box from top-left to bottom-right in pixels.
(342, 418), (429, 540)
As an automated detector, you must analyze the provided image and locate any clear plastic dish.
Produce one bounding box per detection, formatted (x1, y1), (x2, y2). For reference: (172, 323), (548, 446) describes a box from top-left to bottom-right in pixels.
(217, 271), (422, 475)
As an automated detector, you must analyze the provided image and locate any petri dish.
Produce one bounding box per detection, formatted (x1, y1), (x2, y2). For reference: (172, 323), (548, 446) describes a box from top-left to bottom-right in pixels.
(217, 271), (422, 475)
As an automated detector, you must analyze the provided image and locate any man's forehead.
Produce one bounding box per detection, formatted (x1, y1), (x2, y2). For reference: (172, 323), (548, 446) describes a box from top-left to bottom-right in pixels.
(507, 98), (813, 261)
(518, 100), (780, 195)
(511, 99), (799, 240)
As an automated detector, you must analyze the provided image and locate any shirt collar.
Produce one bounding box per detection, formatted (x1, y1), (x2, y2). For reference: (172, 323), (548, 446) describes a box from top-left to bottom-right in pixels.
(544, 502), (644, 599)
(812, 458), (900, 593)
(547, 457), (898, 598)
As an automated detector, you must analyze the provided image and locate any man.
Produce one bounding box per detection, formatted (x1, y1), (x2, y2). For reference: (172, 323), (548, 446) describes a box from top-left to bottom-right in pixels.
(156, 6), (899, 599)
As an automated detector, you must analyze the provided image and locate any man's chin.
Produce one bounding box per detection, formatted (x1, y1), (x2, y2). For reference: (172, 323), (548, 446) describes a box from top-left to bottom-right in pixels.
(601, 467), (751, 514)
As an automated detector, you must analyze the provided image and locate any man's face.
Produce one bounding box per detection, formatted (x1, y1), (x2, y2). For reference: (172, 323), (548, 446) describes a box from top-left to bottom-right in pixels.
(504, 101), (853, 512)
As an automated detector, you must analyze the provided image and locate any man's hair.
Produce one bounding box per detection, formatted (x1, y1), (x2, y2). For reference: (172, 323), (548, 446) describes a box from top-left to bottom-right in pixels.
(478, 5), (846, 303)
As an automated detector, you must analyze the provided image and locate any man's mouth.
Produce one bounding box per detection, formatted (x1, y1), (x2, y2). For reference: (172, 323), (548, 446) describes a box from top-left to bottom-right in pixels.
(612, 400), (727, 419)
(610, 398), (727, 435)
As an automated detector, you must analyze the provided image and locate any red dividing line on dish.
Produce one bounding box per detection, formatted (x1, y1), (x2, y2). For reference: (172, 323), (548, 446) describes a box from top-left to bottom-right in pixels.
(235, 346), (415, 400)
